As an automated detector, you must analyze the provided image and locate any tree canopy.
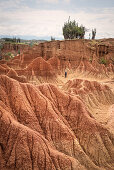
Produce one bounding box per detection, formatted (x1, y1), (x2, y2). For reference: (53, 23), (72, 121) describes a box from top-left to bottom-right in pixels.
(63, 17), (87, 39)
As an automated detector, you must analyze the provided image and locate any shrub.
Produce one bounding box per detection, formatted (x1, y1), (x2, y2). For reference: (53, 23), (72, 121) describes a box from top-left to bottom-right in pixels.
(18, 50), (20, 54)
(0, 44), (3, 49)
(89, 57), (93, 63)
(5, 52), (12, 56)
(99, 57), (107, 65)
(5, 52), (14, 60)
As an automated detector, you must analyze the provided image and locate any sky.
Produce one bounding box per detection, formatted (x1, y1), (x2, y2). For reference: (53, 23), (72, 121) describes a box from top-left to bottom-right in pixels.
(0, 0), (114, 40)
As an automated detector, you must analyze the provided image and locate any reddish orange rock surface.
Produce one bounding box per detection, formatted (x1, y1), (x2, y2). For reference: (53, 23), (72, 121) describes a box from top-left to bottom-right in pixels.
(7, 68), (27, 83)
(24, 57), (55, 78)
(0, 39), (114, 170)
(0, 75), (114, 170)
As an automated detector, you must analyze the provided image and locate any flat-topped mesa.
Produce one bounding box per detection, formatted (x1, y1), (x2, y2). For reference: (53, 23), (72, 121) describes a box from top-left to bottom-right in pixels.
(18, 39), (90, 70)
(10, 40), (83, 69)
(37, 39), (113, 63)
(2, 42), (30, 53)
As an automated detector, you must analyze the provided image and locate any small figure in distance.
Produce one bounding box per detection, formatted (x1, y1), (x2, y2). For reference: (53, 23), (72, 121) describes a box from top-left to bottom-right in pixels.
(65, 70), (67, 78)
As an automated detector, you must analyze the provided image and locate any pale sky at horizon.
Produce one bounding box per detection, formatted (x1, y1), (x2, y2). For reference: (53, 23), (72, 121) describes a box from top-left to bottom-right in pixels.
(0, 0), (114, 40)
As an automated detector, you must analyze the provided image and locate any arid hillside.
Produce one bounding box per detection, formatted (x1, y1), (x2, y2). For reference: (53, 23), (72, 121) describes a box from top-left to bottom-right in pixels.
(0, 39), (114, 170)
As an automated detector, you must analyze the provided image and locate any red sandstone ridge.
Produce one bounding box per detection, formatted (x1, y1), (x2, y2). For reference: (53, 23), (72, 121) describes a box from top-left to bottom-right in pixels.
(0, 75), (114, 170)
(0, 64), (10, 75)
(24, 57), (55, 78)
(7, 68), (27, 83)
(48, 56), (61, 71)
(0, 65), (6, 75)
(7, 68), (18, 77)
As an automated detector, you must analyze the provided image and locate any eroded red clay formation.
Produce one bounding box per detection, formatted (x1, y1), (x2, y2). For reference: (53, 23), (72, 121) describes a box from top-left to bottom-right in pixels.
(1, 42), (30, 55)
(20, 57), (56, 83)
(0, 39), (114, 170)
(63, 79), (114, 124)
(1, 39), (114, 81)
(7, 68), (27, 83)
(48, 56), (61, 71)
(0, 64), (10, 75)
(0, 75), (114, 170)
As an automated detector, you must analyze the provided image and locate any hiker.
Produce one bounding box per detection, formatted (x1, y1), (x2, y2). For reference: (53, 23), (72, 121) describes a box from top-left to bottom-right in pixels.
(65, 70), (67, 78)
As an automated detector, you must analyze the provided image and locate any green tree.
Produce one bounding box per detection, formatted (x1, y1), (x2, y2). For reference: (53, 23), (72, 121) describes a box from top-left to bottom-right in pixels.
(63, 17), (87, 39)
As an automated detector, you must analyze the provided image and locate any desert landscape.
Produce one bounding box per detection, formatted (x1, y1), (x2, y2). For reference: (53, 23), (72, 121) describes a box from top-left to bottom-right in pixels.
(0, 38), (114, 170)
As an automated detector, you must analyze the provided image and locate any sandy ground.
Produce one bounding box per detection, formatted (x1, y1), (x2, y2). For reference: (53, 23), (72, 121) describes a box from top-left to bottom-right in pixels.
(57, 71), (114, 126)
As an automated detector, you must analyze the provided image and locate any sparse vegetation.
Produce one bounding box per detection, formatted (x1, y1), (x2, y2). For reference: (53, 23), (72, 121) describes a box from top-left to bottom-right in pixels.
(99, 57), (107, 65)
(5, 52), (14, 60)
(89, 40), (97, 45)
(29, 42), (34, 47)
(0, 44), (3, 49)
(89, 57), (93, 63)
(18, 50), (20, 54)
